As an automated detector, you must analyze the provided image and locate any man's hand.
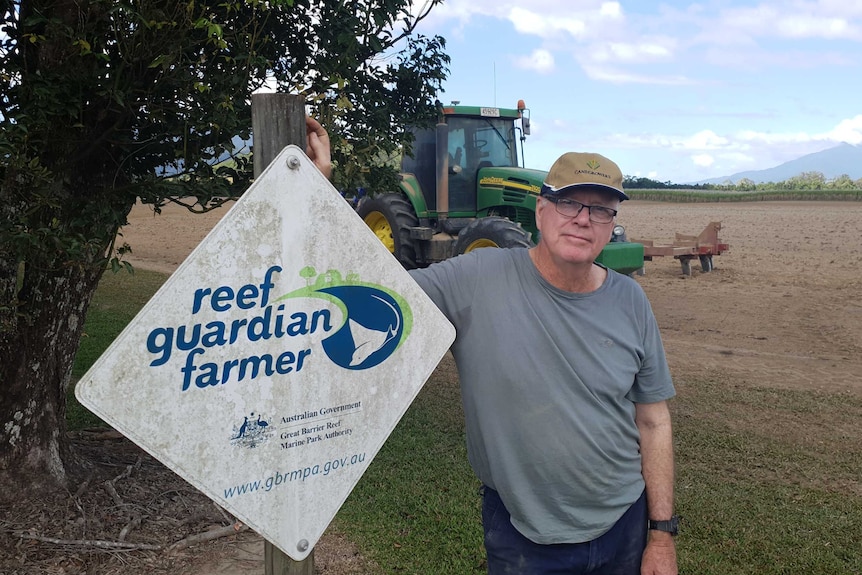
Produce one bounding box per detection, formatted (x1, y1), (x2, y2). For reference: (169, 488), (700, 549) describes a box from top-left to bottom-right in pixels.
(306, 116), (332, 180)
(641, 532), (677, 575)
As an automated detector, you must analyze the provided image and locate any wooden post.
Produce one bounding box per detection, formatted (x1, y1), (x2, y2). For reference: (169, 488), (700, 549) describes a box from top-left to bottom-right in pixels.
(251, 92), (315, 575)
(251, 93), (307, 179)
(265, 541), (314, 575)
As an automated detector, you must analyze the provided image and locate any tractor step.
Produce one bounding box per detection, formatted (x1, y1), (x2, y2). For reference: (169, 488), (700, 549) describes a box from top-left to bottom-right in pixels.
(409, 226), (434, 240)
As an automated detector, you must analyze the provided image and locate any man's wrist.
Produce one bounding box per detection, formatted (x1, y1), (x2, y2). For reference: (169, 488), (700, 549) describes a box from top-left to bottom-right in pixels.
(647, 529), (676, 545)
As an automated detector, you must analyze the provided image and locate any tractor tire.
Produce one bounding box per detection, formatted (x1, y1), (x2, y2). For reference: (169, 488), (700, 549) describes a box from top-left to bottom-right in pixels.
(453, 217), (534, 255)
(358, 193), (420, 269)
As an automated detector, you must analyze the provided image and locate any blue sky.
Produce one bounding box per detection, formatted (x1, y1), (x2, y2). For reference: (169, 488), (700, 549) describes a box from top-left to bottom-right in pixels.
(410, 0), (862, 183)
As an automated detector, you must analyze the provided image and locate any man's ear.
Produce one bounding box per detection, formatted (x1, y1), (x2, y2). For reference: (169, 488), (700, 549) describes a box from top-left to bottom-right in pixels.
(535, 196), (547, 233)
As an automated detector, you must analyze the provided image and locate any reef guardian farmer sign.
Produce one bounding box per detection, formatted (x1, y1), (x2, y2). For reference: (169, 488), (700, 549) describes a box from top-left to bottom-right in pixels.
(147, 263), (407, 391)
(75, 146), (455, 561)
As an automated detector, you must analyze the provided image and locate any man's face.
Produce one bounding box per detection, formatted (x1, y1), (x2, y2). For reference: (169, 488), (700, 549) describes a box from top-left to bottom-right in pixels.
(535, 188), (620, 266)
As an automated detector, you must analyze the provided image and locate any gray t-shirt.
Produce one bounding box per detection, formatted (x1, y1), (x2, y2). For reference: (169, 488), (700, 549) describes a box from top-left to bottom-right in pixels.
(409, 247), (675, 544)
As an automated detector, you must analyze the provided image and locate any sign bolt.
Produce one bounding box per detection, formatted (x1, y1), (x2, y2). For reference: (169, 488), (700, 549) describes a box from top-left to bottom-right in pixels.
(287, 155), (301, 170)
(297, 539), (309, 552)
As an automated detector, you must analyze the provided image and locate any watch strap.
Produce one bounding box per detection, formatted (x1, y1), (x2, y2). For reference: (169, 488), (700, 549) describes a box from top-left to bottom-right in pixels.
(648, 515), (679, 536)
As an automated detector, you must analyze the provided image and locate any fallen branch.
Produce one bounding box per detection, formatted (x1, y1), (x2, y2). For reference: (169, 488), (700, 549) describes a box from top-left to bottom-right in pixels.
(167, 522), (248, 552)
(16, 532), (161, 551)
(118, 514), (142, 542)
(104, 480), (124, 507)
(113, 455), (143, 484)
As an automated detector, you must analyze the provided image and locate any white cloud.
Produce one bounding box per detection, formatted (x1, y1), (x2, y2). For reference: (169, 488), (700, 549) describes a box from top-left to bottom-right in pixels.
(825, 115), (862, 144)
(683, 130), (731, 150)
(589, 40), (674, 63)
(692, 154), (714, 167)
(600, 2), (622, 18)
(776, 16), (852, 38)
(508, 7), (588, 38)
(514, 49), (555, 74)
(581, 64), (694, 85)
(734, 116), (862, 146)
(717, 3), (862, 41)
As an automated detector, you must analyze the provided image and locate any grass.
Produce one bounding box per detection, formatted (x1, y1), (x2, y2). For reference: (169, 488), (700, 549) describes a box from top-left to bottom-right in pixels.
(71, 272), (862, 574)
(672, 379), (862, 574)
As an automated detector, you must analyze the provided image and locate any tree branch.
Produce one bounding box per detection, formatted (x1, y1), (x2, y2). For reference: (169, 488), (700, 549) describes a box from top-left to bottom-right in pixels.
(167, 522), (249, 552)
(15, 532), (162, 551)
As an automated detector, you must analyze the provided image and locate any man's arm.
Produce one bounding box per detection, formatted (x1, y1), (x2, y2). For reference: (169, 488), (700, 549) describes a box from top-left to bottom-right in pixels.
(635, 400), (678, 575)
(305, 116), (332, 180)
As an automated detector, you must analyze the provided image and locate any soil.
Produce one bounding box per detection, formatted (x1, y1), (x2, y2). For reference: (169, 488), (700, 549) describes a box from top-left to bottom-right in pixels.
(3, 199), (860, 574)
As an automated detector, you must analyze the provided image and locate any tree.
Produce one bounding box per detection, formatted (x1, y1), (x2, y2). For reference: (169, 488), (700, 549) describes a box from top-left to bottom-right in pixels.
(787, 171), (826, 190)
(829, 174), (856, 190)
(0, 0), (449, 491)
(736, 178), (756, 191)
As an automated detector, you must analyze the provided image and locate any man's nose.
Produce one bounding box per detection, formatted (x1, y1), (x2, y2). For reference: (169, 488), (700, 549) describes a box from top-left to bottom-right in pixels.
(571, 204), (592, 224)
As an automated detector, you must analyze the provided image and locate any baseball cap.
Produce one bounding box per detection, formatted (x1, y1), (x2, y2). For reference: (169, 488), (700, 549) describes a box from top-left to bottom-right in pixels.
(541, 152), (629, 201)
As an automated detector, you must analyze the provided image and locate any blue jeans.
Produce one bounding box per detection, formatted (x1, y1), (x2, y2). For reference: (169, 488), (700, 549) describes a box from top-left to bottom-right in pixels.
(482, 487), (647, 575)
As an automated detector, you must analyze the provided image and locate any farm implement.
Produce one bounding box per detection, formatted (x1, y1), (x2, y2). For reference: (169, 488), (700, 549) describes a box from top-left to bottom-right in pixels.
(633, 221), (729, 276)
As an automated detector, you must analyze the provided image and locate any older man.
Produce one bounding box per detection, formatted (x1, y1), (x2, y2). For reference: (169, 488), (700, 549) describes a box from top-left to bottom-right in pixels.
(305, 121), (677, 574)
(409, 152), (678, 575)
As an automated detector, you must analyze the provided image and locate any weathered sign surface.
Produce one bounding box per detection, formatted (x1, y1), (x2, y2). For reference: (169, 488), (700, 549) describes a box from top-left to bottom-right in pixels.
(76, 146), (456, 560)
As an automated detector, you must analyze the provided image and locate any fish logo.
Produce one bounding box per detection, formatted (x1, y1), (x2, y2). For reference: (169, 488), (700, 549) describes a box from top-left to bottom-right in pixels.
(346, 294), (401, 366)
(274, 269), (411, 370)
(317, 286), (406, 370)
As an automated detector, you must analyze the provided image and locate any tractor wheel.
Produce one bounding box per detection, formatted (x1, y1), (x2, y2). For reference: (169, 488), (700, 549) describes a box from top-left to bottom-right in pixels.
(357, 193), (420, 269)
(453, 217), (534, 255)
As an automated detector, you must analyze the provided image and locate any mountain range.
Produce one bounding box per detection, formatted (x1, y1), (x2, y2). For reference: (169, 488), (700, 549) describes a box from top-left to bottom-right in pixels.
(690, 143), (862, 185)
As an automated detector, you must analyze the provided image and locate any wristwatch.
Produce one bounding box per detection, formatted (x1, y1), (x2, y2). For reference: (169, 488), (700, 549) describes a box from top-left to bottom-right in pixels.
(648, 515), (680, 536)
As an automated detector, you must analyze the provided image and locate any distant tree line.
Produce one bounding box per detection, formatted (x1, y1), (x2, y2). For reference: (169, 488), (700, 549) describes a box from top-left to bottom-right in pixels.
(623, 171), (862, 191)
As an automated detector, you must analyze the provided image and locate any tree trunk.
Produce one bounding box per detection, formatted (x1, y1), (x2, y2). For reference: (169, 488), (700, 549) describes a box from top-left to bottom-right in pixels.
(0, 254), (106, 491)
(0, 0), (138, 495)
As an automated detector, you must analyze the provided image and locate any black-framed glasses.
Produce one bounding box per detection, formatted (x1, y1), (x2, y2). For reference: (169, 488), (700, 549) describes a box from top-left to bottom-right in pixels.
(545, 197), (618, 224)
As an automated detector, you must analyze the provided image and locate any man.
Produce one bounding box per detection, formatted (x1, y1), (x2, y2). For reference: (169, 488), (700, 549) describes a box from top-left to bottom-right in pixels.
(306, 122), (677, 574)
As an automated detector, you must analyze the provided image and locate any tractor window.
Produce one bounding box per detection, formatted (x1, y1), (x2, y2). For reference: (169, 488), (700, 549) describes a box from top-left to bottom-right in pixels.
(447, 117), (518, 172)
(475, 118), (519, 168)
(448, 128), (465, 167)
(402, 128), (438, 210)
(445, 117), (519, 212)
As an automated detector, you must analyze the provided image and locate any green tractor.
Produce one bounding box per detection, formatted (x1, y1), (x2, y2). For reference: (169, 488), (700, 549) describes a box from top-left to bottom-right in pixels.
(358, 102), (644, 274)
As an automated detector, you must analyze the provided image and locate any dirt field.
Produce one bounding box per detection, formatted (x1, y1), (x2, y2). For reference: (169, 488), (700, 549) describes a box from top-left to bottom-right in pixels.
(9, 199), (859, 575)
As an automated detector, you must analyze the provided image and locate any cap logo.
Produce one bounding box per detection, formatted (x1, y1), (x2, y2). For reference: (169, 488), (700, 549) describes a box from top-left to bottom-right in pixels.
(586, 159), (600, 170)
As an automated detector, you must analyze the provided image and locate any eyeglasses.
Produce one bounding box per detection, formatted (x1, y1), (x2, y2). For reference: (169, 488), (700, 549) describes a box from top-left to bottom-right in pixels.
(545, 197), (618, 224)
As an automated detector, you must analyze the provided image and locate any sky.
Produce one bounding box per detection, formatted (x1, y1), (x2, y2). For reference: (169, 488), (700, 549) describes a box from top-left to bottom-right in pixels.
(408, 0), (862, 183)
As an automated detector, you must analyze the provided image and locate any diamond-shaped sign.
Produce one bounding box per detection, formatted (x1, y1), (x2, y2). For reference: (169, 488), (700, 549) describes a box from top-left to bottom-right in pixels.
(75, 145), (455, 560)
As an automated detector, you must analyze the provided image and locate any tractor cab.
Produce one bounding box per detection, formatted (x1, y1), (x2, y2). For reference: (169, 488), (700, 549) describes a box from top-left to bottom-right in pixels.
(402, 107), (523, 215)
